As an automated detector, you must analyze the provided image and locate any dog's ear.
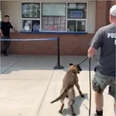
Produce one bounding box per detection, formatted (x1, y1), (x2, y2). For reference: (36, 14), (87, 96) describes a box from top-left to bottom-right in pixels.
(77, 64), (82, 71)
(69, 63), (73, 66)
(77, 64), (80, 67)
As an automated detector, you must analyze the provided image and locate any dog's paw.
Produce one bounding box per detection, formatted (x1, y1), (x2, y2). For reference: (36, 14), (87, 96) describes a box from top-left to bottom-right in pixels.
(81, 94), (85, 98)
(66, 95), (68, 98)
(69, 63), (73, 66)
(72, 113), (76, 116)
(59, 110), (63, 114)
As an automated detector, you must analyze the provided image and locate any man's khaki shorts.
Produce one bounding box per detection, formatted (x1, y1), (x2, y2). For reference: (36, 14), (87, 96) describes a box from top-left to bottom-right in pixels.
(92, 72), (116, 99)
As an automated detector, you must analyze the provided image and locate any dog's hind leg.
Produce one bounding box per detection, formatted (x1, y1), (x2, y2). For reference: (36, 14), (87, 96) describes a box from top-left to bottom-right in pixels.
(69, 100), (76, 116)
(68, 88), (76, 116)
(71, 105), (76, 116)
(59, 97), (65, 114)
(59, 103), (64, 114)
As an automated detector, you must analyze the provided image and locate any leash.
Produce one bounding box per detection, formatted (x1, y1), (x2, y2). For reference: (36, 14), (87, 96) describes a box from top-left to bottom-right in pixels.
(78, 57), (88, 65)
(78, 57), (92, 116)
(89, 58), (92, 116)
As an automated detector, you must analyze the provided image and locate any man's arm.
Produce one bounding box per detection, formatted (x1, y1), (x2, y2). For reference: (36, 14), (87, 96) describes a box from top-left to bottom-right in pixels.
(11, 27), (17, 32)
(0, 29), (4, 37)
(9, 22), (17, 32)
(0, 22), (4, 37)
(88, 28), (104, 58)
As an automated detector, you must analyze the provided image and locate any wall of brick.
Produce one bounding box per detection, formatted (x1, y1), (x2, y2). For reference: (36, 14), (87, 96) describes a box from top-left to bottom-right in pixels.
(95, 0), (116, 30)
(95, 1), (108, 30)
(111, 1), (116, 5)
(9, 33), (93, 55)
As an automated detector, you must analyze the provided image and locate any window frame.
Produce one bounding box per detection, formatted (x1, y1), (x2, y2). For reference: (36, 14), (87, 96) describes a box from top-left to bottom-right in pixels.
(66, 3), (87, 32)
(21, 3), (41, 32)
(22, 3), (40, 18)
(21, 2), (88, 33)
(41, 3), (67, 32)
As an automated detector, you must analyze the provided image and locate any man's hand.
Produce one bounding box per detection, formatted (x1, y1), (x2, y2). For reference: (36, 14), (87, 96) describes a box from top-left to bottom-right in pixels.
(0, 29), (4, 37)
(88, 47), (96, 58)
(0, 33), (4, 37)
(11, 28), (18, 33)
(14, 28), (18, 33)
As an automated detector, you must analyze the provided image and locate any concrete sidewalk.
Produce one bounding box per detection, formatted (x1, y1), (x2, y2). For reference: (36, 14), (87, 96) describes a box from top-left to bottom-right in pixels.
(0, 55), (114, 116)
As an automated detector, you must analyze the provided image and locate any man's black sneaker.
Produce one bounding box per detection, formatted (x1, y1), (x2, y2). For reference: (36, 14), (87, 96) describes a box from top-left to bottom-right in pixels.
(93, 110), (103, 116)
(93, 114), (103, 116)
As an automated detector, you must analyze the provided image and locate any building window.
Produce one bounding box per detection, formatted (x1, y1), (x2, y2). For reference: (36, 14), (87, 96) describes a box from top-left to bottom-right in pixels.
(22, 3), (40, 32)
(22, 20), (40, 32)
(67, 20), (86, 32)
(67, 3), (87, 32)
(42, 3), (66, 32)
(21, 3), (87, 33)
(22, 3), (40, 18)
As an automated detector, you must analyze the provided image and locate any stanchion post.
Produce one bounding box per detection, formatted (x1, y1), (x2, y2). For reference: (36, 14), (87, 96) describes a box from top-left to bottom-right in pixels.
(54, 37), (64, 69)
(0, 38), (64, 69)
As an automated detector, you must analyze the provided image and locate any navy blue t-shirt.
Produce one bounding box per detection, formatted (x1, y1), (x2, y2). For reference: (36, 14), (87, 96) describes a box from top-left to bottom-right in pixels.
(91, 23), (116, 77)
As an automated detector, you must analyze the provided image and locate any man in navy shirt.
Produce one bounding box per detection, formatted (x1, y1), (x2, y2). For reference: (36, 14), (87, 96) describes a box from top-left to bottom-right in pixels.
(0, 15), (16, 56)
(88, 5), (116, 116)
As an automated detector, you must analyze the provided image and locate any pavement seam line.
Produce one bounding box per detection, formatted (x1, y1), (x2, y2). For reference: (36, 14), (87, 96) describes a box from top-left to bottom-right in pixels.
(36, 70), (55, 116)
(1, 57), (21, 74)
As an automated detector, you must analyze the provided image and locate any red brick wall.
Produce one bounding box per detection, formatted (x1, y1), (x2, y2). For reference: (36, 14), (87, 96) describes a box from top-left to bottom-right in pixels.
(9, 33), (93, 55)
(111, 1), (116, 5)
(95, 1), (108, 30)
(95, 0), (116, 30)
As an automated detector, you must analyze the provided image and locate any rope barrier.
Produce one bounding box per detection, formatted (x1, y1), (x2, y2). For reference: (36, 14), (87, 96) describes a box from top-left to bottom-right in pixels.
(0, 38), (57, 41)
(0, 37), (64, 69)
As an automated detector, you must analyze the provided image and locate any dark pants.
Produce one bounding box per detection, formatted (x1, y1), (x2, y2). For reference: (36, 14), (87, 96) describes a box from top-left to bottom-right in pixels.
(1, 36), (11, 54)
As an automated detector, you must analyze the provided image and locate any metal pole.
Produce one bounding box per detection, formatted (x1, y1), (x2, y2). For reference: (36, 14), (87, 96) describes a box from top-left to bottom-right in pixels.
(54, 37), (64, 69)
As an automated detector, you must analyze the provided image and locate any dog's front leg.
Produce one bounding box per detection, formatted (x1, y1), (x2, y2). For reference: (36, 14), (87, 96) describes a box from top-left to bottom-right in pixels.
(75, 82), (84, 98)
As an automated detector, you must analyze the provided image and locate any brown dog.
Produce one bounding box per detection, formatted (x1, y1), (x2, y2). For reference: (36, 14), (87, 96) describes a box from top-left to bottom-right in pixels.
(51, 64), (84, 116)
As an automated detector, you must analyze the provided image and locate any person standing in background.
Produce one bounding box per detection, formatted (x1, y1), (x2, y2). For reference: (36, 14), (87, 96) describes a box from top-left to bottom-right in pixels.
(0, 15), (16, 56)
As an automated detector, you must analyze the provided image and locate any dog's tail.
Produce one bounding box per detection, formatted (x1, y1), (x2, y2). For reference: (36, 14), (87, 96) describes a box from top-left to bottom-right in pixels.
(50, 85), (72, 104)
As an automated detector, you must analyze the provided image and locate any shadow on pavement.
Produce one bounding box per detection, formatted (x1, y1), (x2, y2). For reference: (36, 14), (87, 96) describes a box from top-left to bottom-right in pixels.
(62, 94), (88, 116)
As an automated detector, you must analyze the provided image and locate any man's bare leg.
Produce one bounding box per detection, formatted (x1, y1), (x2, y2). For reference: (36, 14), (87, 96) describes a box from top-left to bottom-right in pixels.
(95, 92), (103, 115)
(114, 100), (116, 116)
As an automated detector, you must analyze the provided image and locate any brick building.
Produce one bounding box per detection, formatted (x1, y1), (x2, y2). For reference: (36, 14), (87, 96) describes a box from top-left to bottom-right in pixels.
(0, 0), (116, 55)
